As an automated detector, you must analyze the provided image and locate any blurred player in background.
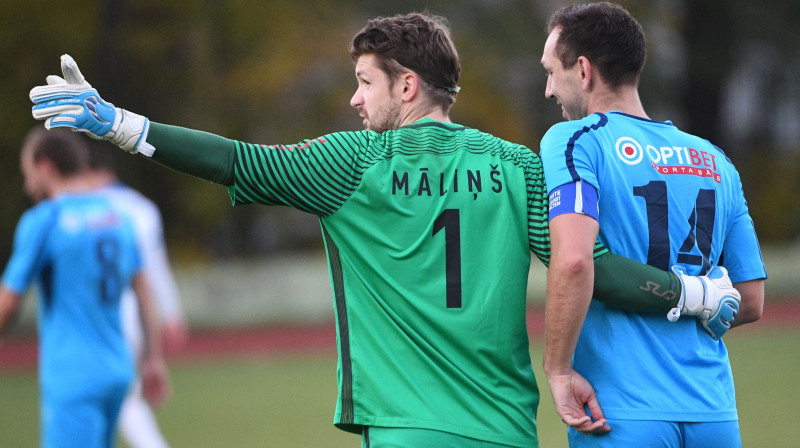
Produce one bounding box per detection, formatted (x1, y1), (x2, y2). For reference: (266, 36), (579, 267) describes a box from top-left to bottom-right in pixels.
(539, 3), (766, 446)
(0, 128), (169, 448)
(83, 145), (188, 448)
(28, 12), (739, 448)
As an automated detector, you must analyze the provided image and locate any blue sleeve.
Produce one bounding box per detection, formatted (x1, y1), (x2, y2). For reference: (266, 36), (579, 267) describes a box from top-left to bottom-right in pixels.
(548, 180), (599, 221)
(1, 204), (57, 295)
(720, 170), (767, 283)
(540, 118), (603, 218)
(722, 214), (766, 283)
(540, 119), (602, 191)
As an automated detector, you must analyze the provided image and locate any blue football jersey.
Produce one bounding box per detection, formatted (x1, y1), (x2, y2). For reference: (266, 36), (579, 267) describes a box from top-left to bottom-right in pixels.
(540, 111), (766, 421)
(2, 192), (141, 399)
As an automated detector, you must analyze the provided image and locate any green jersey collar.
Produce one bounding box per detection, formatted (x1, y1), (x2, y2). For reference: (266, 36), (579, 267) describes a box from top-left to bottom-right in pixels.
(400, 117), (466, 131)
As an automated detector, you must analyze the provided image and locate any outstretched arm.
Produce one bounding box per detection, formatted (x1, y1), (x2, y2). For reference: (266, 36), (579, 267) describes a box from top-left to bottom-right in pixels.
(30, 55), (366, 218)
(29, 54), (236, 185)
(148, 123), (236, 185)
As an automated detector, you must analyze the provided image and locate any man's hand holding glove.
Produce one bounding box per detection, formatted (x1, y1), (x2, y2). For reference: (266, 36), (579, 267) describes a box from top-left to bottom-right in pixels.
(669, 265), (741, 340)
(29, 54), (155, 156)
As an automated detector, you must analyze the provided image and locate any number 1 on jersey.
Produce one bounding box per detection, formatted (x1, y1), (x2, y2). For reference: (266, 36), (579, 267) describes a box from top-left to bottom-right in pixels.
(432, 209), (462, 308)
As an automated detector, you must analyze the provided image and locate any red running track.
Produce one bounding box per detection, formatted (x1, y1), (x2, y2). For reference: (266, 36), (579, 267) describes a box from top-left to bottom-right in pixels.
(1, 302), (798, 372)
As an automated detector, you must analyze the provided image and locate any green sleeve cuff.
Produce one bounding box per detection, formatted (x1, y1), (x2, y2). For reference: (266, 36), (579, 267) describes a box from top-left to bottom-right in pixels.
(592, 252), (681, 312)
(147, 122), (236, 186)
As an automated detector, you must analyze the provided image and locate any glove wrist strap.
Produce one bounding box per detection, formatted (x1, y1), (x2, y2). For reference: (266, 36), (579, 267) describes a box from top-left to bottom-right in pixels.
(668, 267), (708, 321)
(106, 109), (155, 157)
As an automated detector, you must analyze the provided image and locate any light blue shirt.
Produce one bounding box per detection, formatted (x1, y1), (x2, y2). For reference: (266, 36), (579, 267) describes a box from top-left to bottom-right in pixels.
(2, 192), (141, 398)
(540, 111), (766, 421)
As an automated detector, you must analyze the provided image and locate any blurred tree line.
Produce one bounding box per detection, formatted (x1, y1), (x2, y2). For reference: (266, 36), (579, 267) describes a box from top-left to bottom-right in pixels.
(1, 0), (799, 264)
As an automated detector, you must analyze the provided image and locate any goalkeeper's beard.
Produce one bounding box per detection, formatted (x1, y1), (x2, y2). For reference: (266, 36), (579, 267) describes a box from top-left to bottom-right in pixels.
(363, 96), (402, 134)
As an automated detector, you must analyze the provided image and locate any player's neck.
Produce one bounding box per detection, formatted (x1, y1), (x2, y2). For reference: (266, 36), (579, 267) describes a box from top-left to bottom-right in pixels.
(423, 108), (451, 123)
(398, 103), (451, 127)
(588, 86), (648, 120)
(85, 170), (118, 190)
(48, 176), (92, 198)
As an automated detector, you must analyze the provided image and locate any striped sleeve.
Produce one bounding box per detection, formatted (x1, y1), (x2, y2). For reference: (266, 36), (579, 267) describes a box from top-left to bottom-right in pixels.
(228, 131), (372, 216)
(525, 153), (552, 267)
(525, 151), (609, 268)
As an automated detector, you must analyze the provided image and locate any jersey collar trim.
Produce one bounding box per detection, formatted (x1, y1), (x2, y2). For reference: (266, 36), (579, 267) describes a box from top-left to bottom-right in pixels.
(607, 111), (673, 126)
(400, 118), (466, 132)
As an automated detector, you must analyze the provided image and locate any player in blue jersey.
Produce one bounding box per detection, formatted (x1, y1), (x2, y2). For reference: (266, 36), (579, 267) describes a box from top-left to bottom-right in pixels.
(0, 129), (169, 448)
(539, 3), (766, 447)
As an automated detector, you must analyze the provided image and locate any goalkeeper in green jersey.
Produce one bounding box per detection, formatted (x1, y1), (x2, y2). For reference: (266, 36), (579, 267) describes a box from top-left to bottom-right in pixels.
(29, 12), (739, 448)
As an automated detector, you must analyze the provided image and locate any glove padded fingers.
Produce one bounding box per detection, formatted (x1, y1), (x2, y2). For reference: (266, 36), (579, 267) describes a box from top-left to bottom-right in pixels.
(60, 54), (89, 86)
(32, 104), (84, 120)
(30, 85), (96, 102)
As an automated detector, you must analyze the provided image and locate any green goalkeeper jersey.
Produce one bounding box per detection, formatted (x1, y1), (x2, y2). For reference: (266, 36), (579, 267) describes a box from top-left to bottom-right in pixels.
(146, 118), (679, 448)
(229, 118), (574, 447)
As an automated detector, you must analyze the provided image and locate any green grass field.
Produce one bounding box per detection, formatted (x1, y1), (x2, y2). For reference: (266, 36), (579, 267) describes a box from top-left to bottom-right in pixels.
(1, 325), (798, 447)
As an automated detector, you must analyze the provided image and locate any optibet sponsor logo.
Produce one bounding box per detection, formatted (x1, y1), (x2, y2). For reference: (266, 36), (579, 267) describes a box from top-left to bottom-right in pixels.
(615, 136), (722, 183)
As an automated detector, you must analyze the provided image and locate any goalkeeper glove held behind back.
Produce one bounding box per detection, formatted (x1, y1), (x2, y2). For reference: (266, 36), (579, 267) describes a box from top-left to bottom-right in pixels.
(668, 265), (741, 340)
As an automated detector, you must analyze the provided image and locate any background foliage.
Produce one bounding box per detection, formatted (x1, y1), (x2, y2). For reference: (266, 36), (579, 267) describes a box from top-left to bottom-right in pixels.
(2, 0), (799, 262)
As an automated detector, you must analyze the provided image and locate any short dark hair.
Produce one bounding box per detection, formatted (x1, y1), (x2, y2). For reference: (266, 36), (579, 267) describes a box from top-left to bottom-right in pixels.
(350, 12), (461, 111)
(87, 141), (117, 173)
(547, 2), (646, 89)
(22, 127), (89, 177)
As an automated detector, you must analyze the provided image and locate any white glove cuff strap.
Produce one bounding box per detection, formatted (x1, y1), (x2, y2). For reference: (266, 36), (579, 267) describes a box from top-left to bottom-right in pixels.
(135, 134), (156, 157)
(106, 109), (155, 157)
(667, 268), (707, 322)
(677, 275), (707, 318)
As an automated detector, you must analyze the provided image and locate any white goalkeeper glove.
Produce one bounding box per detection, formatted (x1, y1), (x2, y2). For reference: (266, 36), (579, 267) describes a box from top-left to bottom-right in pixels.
(29, 54), (155, 156)
(668, 265), (741, 340)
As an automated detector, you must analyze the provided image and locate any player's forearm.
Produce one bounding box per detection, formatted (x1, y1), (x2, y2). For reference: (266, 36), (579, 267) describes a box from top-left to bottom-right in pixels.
(0, 287), (22, 335)
(147, 122), (236, 186)
(543, 214), (597, 375)
(132, 273), (164, 361)
(592, 253), (680, 312)
(731, 279), (764, 327)
(544, 251), (594, 375)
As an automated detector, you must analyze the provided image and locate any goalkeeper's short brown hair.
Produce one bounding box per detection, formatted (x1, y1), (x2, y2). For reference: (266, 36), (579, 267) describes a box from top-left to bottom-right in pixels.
(350, 12), (461, 112)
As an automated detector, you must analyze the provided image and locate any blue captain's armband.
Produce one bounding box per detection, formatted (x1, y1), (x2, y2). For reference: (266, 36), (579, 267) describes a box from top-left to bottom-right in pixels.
(548, 180), (599, 221)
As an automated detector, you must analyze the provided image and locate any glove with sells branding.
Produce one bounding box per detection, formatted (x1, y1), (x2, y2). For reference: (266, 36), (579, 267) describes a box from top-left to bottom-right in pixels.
(668, 265), (741, 340)
(30, 54), (155, 156)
